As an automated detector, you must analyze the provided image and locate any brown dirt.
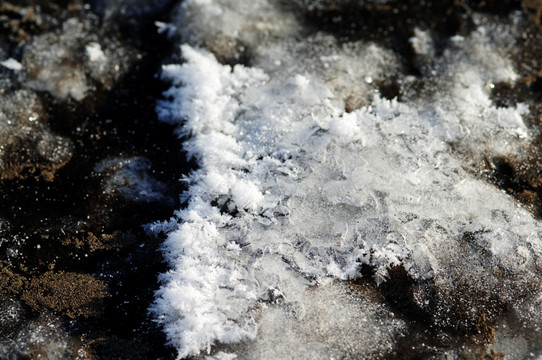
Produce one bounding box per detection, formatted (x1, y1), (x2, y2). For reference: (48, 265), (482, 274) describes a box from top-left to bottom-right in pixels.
(60, 231), (136, 253)
(0, 1), (84, 42)
(0, 261), (25, 296)
(524, 0), (542, 26)
(22, 271), (107, 319)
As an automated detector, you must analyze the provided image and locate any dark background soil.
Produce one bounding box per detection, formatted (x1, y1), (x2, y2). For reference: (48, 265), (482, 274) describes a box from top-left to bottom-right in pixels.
(0, 0), (185, 358)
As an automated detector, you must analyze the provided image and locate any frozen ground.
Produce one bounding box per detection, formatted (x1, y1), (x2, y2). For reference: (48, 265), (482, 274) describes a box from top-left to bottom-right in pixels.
(151, 0), (542, 359)
(0, 1), (180, 359)
(2, 1), (542, 359)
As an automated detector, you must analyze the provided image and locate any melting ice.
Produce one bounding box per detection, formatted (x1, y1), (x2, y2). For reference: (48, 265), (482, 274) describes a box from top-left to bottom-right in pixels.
(152, 1), (542, 358)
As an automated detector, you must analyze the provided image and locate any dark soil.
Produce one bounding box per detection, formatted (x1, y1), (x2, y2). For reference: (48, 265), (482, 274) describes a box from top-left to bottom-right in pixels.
(22, 271), (107, 319)
(0, 0), (186, 358)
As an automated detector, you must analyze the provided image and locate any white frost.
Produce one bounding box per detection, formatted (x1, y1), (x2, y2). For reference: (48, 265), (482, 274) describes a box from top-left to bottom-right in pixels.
(86, 42), (106, 62)
(152, 2), (542, 358)
(0, 58), (23, 71)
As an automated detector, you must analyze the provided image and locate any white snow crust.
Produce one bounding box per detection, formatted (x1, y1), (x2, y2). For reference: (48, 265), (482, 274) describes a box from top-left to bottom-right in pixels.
(152, 1), (542, 358)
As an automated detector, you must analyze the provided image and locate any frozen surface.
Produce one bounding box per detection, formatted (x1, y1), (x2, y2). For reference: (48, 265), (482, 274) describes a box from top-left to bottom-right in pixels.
(0, 88), (73, 181)
(0, 58), (22, 71)
(0, 315), (80, 360)
(218, 280), (407, 360)
(95, 156), (168, 203)
(152, 1), (542, 358)
(0, 1), (183, 359)
(22, 18), (135, 100)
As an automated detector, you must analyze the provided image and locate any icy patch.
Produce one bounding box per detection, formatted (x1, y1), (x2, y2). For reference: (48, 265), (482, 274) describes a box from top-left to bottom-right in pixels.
(205, 352), (238, 360)
(153, 2), (542, 358)
(86, 42), (106, 63)
(95, 157), (168, 203)
(22, 18), (135, 100)
(0, 88), (73, 181)
(0, 315), (76, 360)
(223, 280), (406, 359)
(0, 58), (22, 71)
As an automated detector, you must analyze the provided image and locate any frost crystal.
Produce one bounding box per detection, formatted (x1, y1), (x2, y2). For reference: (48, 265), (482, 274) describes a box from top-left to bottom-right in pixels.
(152, 1), (542, 358)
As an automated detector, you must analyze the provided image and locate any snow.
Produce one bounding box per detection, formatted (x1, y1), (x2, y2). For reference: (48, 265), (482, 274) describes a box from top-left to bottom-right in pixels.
(86, 42), (106, 63)
(0, 58), (23, 71)
(152, 1), (542, 358)
(205, 352), (237, 360)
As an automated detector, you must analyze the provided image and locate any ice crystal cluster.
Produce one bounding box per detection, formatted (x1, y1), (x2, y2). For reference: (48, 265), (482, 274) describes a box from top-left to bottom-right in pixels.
(152, 0), (542, 358)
